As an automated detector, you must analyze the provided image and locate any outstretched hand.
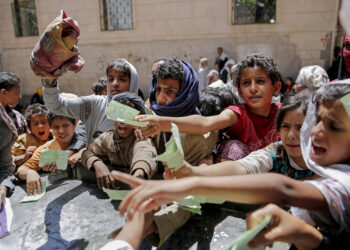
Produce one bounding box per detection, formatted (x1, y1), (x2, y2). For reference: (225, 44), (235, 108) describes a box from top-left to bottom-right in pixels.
(163, 161), (194, 179)
(112, 171), (192, 216)
(135, 115), (163, 137)
(247, 204), (322, 249)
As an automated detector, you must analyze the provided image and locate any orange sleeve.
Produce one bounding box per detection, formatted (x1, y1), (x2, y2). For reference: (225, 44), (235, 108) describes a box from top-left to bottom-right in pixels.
(16, 143), (49, 174)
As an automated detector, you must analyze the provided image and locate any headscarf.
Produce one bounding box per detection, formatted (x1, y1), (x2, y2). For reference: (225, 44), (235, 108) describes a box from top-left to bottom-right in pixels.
(295, 65), (329, 91)
(301, 80), (350, 231)
(112, 92), (147, 115)
(149, 60), (200, 117)
(107, 59), (139, 96)
(220, 59), (236, 76)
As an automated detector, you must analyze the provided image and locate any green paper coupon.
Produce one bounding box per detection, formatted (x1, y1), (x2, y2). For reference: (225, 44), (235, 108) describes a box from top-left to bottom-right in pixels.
(155, 123), (184, 171)
(340, 93), (350, 117)
(103, 188), (130, 200)
(39, 149), (69, 170)
(225, 215), (271, 250)
(106, 101), (149, 127)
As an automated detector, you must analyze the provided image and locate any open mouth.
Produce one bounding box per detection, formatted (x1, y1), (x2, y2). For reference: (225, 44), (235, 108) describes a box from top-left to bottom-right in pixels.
(118, 125), (127, 131)
(38, 131), (45, 136)
(59, 135), (67, 139)
(311, 143), (326, 155)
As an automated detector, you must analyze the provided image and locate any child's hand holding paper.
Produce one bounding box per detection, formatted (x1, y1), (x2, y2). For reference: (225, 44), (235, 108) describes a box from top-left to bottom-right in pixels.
(106, 101), (149, 127)
(155, 123), (184, 171)
(39, 149), (69, 170)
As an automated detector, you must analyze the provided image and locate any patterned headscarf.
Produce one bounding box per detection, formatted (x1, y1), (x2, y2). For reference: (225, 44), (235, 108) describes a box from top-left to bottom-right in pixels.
(149, 60), (200, 117)
(112, 92), (147, 115)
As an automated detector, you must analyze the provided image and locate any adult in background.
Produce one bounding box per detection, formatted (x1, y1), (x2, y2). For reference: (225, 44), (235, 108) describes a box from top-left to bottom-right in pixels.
(215, 47), (228, 75)
(198, 57), (209, 92)
(220, 59), (236, 83)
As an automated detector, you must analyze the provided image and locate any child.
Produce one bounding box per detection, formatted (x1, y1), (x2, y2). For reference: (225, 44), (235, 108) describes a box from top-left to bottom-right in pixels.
(138, 54), (282, 160)
(12, 104), (51, 166)
(115, 80), (350, 235)
(43, 58), (139, 144)
(81, 93), (157, 189)
(91, 77), (107, 95)
(16, 112), (77, 195)
(199, 87), (238, 116)
(166, 92), (315, 180)
(0, 72), (21, 203)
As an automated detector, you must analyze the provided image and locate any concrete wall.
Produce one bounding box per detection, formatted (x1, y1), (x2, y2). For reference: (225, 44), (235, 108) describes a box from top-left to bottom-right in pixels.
(0, 0), (340, 99)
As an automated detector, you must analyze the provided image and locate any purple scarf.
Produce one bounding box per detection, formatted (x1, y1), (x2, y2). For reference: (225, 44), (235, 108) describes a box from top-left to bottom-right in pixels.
(149, 60), (201, 117)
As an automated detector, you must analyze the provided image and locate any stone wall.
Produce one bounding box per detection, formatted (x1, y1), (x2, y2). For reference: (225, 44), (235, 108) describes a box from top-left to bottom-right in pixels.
(0, 0), (341, 98)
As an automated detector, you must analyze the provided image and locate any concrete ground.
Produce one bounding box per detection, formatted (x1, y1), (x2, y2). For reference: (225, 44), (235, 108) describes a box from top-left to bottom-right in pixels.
(0, 171), (289, 250)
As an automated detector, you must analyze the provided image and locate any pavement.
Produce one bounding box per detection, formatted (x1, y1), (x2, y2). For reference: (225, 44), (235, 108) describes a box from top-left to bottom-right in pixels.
(0, 170), (289, 250)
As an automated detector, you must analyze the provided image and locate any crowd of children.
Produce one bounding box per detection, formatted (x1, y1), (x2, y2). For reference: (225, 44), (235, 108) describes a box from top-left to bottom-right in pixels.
(0, 47), (349, 249)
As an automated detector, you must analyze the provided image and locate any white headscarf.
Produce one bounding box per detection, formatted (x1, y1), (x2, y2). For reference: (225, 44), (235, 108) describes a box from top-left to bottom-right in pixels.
(107, 59), (139, 96)
(295, 65), (329, 91)
(301, 80), (350, 231)
(123, 59), (139, 95)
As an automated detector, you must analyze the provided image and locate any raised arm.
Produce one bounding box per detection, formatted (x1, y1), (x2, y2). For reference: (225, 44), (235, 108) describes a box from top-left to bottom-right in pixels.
(43, 84), (83, 121)
(164, 161), (248, 179)
(114, 172), (327, 216)
(137, 109), (237, 136)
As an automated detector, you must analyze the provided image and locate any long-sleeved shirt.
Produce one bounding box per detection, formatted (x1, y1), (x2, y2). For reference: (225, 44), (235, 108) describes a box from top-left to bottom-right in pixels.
(43, 85), (113, 144)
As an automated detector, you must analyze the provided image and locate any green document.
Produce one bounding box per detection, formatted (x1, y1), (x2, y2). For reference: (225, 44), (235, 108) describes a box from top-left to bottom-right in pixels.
(174, 195), (225, 215)
(20, 181), (47, 203)
(39, 149), (69, 170)
(341, 93), (350, 117)
(106, 101), (149, 127)
(103, 188), (130, 200)
(225, 215), (271, 250)
(155, 123), (184, 171)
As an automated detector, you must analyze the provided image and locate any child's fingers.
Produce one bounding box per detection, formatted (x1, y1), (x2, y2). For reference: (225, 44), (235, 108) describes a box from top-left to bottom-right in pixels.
(104, 176), (111, 189)
(109, 174), (116, 189)
(97, 177), (102, 189)
(119, 186), (144, 216)
(135, 115), (147, 122)
(139, 198), (161, 214)
(112, 171), (144, 188)
(37, 179), (42, 194)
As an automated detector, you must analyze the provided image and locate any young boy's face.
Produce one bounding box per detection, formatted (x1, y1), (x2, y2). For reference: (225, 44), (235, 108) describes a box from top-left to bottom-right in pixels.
(115, 121), (134, 138)
(30, 114), (50, 142)
(238, 66), (281, 115)
(155, 78), (180, 106)
(310, 100), (350, 166)
(107, 70), (130, 97)
(51, 117), (76, 147)
(3, 83), (21, 107)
